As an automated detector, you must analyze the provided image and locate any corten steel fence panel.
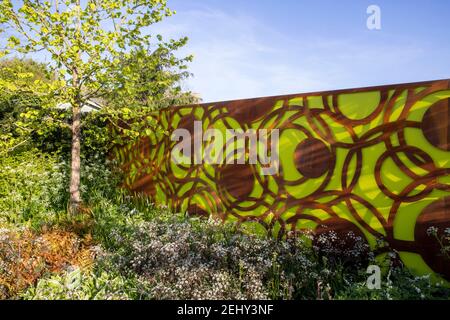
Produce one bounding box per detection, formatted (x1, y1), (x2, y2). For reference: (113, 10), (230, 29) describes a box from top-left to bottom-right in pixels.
(112, 79), (450, 282)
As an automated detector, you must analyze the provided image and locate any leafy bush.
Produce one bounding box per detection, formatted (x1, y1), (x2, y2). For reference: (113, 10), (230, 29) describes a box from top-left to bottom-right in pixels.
(335, 267), (450, 300)
(93, 210), (371, 300)
(89, 197), (450, 300)
(21, 268), (134, 300)
(0, 148), (122, 230)
(0, 150), (68, 229)
(0, 227), (95, 299)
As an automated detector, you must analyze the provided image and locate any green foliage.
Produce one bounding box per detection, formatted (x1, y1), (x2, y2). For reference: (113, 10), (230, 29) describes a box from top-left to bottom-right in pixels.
(1, 0), (178, 90)
(335, 267), (450, 300)
(0, 149), (121, 230)
(92, 204), (450, 300)
(0, 150), (68, 229)
(0, 1), (195, 209)
(0, 0), (198, 212)
(0, 58), (55, 154)
(21, 268), (136, 300)
(0, 58), (52, 89)
(106, 45), (196, 110)
(0, 0), (194, 140)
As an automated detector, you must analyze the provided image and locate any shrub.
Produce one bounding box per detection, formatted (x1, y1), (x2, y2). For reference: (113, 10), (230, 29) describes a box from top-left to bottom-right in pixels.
(0, 149), (121, 230)
(21, 268), (134, 300)
(0, 227), (95, 299)
(90, 202), (450, 300)
(2, 148), (449, 300)
(96, 211), (373, 300)
(334, 267), (450, 300)
(0, 150), (68, 229)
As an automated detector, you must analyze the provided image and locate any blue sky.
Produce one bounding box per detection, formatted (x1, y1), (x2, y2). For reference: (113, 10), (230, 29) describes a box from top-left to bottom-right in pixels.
(151, 0), (450, 102)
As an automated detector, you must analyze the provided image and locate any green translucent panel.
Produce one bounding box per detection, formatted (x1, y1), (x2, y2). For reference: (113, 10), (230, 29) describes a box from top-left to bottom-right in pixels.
(295, 219), (318, 231)
(240, 221), (268, 237)
(338, 91), (380, 120)
(155, 184), (166, 203)
(279, 128), (307, 181)
(233, 204), (267, 216)
(348, 199), (386, 237)
(280, 206), (298, 221)
(288, 97), (303, 107)
(303, 208), (331, 221)
(393, 189), (448, 241)
(178, 182), (194, 198)
(307, 95), (323, 108)
(386, 90), (408, 121)
(117, 81), (450, 284)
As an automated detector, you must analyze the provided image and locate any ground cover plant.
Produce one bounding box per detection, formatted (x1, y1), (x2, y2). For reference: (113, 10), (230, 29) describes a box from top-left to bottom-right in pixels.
(1, 149), (449, 300)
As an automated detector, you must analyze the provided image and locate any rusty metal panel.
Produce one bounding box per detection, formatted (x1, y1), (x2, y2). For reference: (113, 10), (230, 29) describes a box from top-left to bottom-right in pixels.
(112, 79), (450, 282)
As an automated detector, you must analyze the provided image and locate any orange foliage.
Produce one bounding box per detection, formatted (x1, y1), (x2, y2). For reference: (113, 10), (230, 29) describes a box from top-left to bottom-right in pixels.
(0, 228), (95, 299)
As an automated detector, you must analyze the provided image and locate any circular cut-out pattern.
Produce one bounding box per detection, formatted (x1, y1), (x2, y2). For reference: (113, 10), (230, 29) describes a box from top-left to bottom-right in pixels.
(421, 99), (450, 151)
(218, 163), (255, 200)
(113, 81), (450, 280)
(294, 138), (332, 178)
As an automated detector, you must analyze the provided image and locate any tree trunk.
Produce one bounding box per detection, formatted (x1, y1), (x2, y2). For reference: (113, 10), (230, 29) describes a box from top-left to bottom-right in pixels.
(69, 0), (82, 214)
(69, 71), (82, 214)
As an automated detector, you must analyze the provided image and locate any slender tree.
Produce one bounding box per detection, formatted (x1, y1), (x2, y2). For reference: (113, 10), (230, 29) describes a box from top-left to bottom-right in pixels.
(0, 0), (190, 213)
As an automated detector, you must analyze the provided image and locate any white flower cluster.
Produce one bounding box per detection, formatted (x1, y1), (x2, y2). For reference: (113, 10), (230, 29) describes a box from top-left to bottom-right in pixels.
(311, 228), (372, 270)
(101, 213), (383, 300)
(427, 226), (439, 236)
